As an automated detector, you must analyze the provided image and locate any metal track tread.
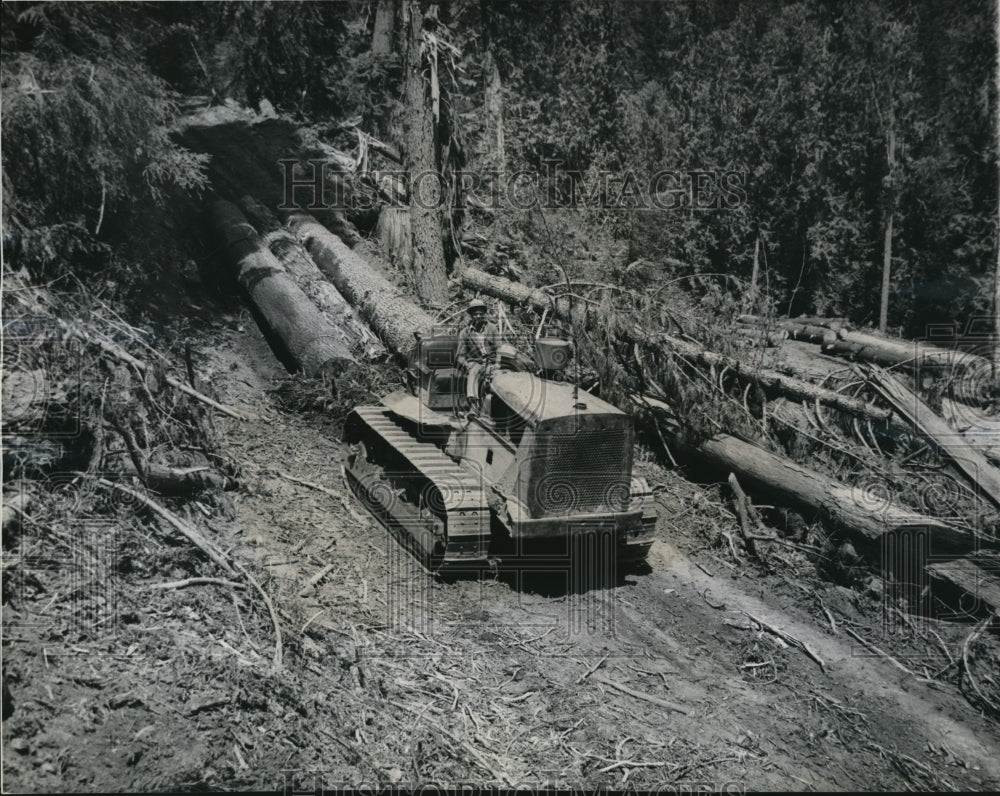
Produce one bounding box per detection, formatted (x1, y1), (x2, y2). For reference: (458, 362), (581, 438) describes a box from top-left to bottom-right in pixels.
(346, 407), (490, 570)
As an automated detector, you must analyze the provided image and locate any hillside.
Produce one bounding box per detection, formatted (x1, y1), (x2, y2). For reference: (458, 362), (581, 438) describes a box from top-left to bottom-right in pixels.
(2, 1), (999, 792)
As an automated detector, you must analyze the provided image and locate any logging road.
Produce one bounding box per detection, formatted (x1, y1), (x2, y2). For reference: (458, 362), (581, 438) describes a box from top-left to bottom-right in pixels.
(193, 320), (1000, 791)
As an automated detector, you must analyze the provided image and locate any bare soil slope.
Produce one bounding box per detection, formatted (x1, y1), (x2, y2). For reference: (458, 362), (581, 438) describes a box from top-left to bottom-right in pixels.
(6, 314), (997, 792)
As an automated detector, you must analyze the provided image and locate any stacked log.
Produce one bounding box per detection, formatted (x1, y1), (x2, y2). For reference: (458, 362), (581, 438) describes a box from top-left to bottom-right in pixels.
(737, 314), (844, 345)
(208, 200), (355, 376)
(264, 232), (387, 361)
(237, 196), (386, 361)
(287, 212), (436, 357)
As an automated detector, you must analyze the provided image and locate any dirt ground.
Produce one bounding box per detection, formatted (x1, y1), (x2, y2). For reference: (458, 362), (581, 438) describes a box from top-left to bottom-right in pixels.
(3, 313), (999, 793)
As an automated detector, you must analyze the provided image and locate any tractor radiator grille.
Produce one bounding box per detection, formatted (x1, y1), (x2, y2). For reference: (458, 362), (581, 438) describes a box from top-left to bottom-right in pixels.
(533, 429), (631, 516)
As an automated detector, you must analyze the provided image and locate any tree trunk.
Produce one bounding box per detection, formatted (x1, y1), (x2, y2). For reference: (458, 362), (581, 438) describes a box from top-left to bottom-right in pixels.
(288, 212), (436, 357)
(401, 1), (448, 306)
(635, 394), (973, 553)
(208, 200), (355, 376)
(372, 0), (396, 57)
(376, 206), (414, 272)
(994, 243), (1000, 394)
(879, 111), (895, 334)
(744, 233), (760, 315)
(823, 329), (992, 375)
(484, 48), (506, 182)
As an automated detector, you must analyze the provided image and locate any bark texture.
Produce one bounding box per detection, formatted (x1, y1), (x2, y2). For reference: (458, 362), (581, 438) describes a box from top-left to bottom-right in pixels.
(209, 200), (355, 376)
(288, 212), (437, 357)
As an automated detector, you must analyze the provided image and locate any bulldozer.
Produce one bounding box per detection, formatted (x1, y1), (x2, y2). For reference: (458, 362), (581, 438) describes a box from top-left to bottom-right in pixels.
(343, 322), (656, 573)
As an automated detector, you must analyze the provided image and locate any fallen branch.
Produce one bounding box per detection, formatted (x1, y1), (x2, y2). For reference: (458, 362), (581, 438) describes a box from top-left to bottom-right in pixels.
(844, 626), (915, 677)
(745, 612), (826, 672)
(298, 563), (336, 598)
(278, 469), (370, 525)
(65, 322), (248, 420)
(592, 674), (689, 715)
(145, 577), (245, 590)
(95, 477), (235, 575)
(574, 654), (609, 685)
(233, 560), (283, 671)
(728, 473), (761, 561)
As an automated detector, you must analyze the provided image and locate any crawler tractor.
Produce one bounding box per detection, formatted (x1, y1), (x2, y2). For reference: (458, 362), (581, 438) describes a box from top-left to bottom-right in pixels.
(343, 328), (656, 571)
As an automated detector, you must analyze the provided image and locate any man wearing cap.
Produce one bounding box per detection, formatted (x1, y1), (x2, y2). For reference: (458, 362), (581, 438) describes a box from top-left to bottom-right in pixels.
(456, 299), (502, 411)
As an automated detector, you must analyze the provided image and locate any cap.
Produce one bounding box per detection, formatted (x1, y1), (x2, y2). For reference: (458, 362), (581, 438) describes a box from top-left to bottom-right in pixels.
(466, 299), (488, 314)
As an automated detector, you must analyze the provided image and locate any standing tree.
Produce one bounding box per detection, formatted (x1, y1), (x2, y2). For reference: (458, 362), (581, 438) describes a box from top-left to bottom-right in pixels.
(399, 1), (448, 306)
(878, 105), (896, 334)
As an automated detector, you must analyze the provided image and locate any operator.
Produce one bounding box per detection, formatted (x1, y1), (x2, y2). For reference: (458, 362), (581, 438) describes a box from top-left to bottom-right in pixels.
(456, 298), (502, 412)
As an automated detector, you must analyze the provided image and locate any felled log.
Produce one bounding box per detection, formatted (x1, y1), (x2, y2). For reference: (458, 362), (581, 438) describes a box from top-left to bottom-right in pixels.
(209, 200), (355, 376)
(635, 394), (974, 553)
(463, 267), (895, 423)
(940, 398), (1000, 466)
(926, 556), (1000, 617)
(660, 334), (895, 423)
(238, 195), (385, 360)
(115, 461), (227, 495)
(823, 330), (991, 375)
(733, 326), (789, 348)
(737, 316), (836, 345)
(740, 314), (849, 333)
(287, 212), (436, 356)
(868, 367), (1000, 512)
(264, 231), (387, 361)
(462, 266), (573, 317)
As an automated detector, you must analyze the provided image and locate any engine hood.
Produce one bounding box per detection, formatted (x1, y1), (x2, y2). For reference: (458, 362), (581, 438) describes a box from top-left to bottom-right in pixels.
(490, 371), (624, 425)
